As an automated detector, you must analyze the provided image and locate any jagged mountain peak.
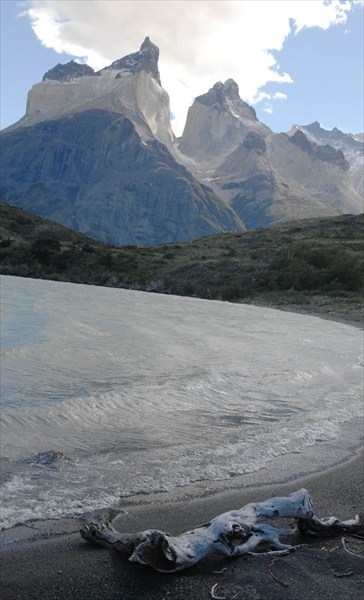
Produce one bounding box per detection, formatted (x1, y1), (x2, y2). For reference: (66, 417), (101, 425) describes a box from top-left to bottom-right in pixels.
(177, 78), (267, 159)
(1, 38), (362, 246)
(105, 36), (161, 85)
(195, 79), (257, 121)
(5, 36), (173, 148)
(197, 79), (239, 103)
(289, 130), (350, 170)
(288, 121), (363, 195)
(304, 122), (346, 138)
(290, 122), (362, 147)
(42, 60), (96, 82)
(140, 36), (156, 52)
(41, 38), (161, 85)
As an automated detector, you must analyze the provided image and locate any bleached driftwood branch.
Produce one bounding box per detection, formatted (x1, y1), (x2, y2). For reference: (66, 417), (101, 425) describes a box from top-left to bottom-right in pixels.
(80, 488), (360, 573)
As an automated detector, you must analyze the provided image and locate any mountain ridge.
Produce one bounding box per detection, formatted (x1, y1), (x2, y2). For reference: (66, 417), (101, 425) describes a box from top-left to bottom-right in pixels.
(0, 38), (362, 246)
(288, 122), (364, 196)
(176, 79), (361, 227)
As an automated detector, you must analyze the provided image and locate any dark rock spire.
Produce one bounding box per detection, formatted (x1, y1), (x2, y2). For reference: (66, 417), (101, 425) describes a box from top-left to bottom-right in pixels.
(107, 37), (161, 85)
(43, 61), (95, 82)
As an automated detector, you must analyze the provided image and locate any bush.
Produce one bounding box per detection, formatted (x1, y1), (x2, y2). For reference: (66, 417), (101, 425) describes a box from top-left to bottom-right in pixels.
(219, 284), (252, 301)
(30, 238), (61, 265)
(98, 252), (114, 266)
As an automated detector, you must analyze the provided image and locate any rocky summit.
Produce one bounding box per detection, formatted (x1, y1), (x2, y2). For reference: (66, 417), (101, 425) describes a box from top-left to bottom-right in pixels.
(0, 39), (362, 246)
(178, 79), (267, 159)
(106, 36), (161, 85)
(43, 60), (97, 82)
(176, 79), (362, 227)
(288, 122), (364, 196)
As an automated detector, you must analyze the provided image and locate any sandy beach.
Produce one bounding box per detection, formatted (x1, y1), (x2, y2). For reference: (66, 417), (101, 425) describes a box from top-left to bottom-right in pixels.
(1, 448), (363, 600)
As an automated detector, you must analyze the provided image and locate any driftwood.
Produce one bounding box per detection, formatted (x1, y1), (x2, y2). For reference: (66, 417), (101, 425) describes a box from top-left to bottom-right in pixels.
(80, 488), (360, 573)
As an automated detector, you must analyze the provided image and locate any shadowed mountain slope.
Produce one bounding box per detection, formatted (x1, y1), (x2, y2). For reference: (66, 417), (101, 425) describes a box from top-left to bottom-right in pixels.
(0, 109), (243, 246)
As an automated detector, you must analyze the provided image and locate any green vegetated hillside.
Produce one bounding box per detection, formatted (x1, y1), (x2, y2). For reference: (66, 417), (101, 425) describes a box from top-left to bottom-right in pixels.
(1, 199), (363, 323)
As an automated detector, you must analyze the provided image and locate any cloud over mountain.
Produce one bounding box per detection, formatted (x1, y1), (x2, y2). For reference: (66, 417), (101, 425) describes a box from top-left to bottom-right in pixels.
(25, 1), (354, 135)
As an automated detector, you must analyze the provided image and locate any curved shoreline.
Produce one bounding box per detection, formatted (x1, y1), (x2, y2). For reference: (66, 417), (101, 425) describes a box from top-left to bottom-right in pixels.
(1, 304), (362, 541)
(1, 445), (363, 547)
(1, 302), (363, 598)
(1, 448), (363, 600)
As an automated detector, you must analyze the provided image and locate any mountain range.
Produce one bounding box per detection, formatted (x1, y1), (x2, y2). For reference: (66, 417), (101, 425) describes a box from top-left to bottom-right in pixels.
(0, 37), (362, 246)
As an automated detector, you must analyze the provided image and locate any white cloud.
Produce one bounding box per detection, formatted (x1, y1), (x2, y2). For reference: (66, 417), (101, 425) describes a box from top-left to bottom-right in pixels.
(253, 92), (272, 104)
(273, 92), (288, 100)
(24, 0), (354, 135)
(254, 90), (287, 117)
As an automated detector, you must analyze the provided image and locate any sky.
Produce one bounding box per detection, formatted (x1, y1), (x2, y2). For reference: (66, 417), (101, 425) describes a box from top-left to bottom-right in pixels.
(1, 0), (363, 136)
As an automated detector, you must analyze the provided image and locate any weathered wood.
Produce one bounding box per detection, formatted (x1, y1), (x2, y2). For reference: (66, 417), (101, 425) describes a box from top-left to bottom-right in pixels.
(80, 488), (360, 572)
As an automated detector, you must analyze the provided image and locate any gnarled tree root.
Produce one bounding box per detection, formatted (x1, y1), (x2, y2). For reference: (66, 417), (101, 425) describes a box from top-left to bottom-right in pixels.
(80, 488), (361, 572)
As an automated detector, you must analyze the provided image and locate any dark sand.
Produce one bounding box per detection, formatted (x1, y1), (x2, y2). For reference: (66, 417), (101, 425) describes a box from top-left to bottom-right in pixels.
(1, 450), (363, 600)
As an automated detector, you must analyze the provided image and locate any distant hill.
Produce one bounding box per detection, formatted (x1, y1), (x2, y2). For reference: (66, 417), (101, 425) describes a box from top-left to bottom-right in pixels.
(1, 200), (363, 324)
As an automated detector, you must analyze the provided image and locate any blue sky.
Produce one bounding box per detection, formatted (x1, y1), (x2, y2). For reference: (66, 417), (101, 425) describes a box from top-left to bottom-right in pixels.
(1, 1), (363, 135)
(261, 7), (364, 133)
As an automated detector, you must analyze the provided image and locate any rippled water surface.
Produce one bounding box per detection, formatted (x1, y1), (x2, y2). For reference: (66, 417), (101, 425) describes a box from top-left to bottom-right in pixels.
(1, 275), (363, 528)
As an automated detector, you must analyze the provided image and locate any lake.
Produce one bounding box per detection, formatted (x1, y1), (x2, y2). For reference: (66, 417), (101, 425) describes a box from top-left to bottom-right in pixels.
(1, 275), (362, 529)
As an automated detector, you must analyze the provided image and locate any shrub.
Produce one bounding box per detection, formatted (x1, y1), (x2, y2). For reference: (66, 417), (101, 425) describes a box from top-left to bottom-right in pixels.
(98, 252), (114, 266)
(30, 238), (61, 265)
(219, 284), (251, 301)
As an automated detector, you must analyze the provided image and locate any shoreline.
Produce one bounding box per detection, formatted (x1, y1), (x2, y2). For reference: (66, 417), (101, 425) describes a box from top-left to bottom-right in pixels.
(1, 302), (363, 598)
(2, 444), (363, 544)
(1, 419), (362, 549)
(245, 300), (363, 329)
(1, 449), (363, 599)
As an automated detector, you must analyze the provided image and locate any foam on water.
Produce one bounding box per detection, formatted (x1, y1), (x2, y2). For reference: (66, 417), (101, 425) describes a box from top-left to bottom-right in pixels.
(1, 276), (363, 529)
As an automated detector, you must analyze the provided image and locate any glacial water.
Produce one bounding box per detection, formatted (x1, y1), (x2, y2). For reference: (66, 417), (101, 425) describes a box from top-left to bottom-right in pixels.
(1, 275), (363, 529)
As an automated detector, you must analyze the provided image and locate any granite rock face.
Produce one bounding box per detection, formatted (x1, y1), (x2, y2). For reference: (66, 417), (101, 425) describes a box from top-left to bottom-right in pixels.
(0, 40), (362, 245)
(289, 122), (364, 195)
(176, 80), (362, 226)
(5, 38), (173, 150)
(1, 39), (240, 246)
(288, 130), (350, 170)
(178, 79), (268, 159)
(0, 109), (243, 245)
(195, 79), (257, 120)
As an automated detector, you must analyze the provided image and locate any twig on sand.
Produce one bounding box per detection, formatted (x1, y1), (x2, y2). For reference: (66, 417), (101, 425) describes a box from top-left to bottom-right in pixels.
(213, 568), (227, 574)
(332, 571), (354, 578)
(267, 558), (290, 587)
(210, 585), (242, 600)
(348, 533), (364, 540)
(341, 537), (364, 558)
(210, 583), (226, 599)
